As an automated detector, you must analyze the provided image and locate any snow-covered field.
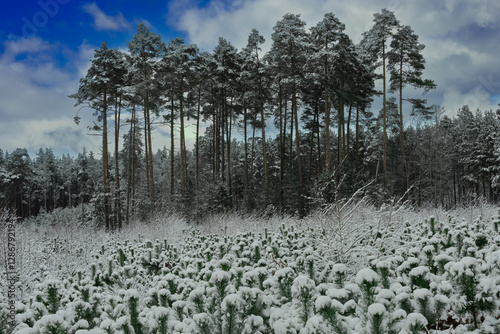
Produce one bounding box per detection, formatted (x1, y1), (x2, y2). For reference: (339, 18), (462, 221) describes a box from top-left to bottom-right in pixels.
(1, 203), (500, 333)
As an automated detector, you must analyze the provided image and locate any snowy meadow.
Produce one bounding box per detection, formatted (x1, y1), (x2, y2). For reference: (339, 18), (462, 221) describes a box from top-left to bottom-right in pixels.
(1, 203), (500, 333)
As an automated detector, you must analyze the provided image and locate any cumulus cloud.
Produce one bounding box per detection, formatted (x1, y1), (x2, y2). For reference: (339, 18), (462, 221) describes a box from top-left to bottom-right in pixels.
(83, 2), (131, 31)
(0, 37), (100, 156)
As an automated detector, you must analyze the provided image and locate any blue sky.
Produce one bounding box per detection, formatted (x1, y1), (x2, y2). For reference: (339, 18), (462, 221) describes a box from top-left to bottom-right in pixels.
(1, 0), (499, 157)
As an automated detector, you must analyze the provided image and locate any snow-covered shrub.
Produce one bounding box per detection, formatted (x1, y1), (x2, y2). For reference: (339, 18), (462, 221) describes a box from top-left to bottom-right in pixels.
(33, 314), (69, 334)
(209, 270), (231, 302)
(315, 296), (349, 334)
(124, 290), (142, 334)
(402, 313), (428, 334)
(145, 306), (170, 334)
(291, 275), (316, 324)
(35, 279), (64, 314)
(408, 266), (430, 289)
(221, 293), (244, 334)
(412, 288), (447, 327)
(366, 303), (387, 334)
(356, 268), (379, 308)
(332, 263), (348, 288)
(445, 256), (497, 329)
(274, 267), (296, 302)
(192, 313), (213, 334)
(0, 303), (14, 334)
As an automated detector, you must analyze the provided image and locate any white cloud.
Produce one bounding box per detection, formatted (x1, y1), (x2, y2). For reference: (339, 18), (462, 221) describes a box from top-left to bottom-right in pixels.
(2, 37), (52, 61)
(442, 85), (496, 116)
(0, 38), (101, 156)
(83, 2), (131, 31)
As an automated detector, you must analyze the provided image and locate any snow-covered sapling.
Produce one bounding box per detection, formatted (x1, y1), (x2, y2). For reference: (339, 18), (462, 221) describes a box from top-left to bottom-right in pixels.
(164, 274), (178, 295)
(274, 267), (295, 302)
(429, 217), (436, 235)
(238, 287), (266, 321)
(146, 306), (170, 334)
(404, 313), (428, 334)
(33, 314), (69, 334)
(118, 248), (126, 267)
(433, 253), (453, 275)
(124, 289), (142, 334)
(242, 315), (265, 334)
(172, 300), (187, 322)
(445, 257), (497, 329)
(356, 268), (379, 308)
(188, 288), (206, 314)
(374, 260), (392, 289)
(408, 266), (430, 289)
(413, 288), (447, 327)
(210, 270), (231, 301)
(37, 279), (63, 314)
(332, 263), (348, 289)
(395, 286), (413, 315)
(315, 296), (349, 334)
(0, 303), (13, 334)
(291, 275), (316, 324)
(367, 303), (386, 334)
(193, 313), (213, 334)
(221, 294), (244, 334)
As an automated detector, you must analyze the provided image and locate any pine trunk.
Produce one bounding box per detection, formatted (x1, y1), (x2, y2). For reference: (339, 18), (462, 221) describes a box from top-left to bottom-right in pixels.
(114, 94), (122, 229)
(244, 105), (249, 185)
(170, 96), (175, 197)
(382, 39), (388, 187)
(180, 89), (187, 196)
(102, 88), (110, 231)
(399, 52), (407, 189)
(196, 91), (201, 182)
(325, 56), (332, 173)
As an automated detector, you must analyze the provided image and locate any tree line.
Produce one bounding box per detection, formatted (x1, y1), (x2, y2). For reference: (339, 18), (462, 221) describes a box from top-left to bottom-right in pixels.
(1, 10), (499, 226)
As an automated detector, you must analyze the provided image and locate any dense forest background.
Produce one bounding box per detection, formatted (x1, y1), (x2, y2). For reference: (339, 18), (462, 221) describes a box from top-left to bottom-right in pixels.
(1, 10), (500, 227)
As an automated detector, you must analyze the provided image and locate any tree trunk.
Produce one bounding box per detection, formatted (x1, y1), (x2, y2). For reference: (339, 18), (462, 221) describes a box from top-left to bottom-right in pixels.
(170, 95), (175, 197)
(114, 94), (122, 229)
(244, 105), (249, 186)
(325, 58), (332, 173)
(382, 39), (388, 187)
(260, 91), (268, 200)
(180, 86), (187, 196)
(279, 83), (284, 210)
(346, 104), (352, 162)
(126, 104), (135, 224)
(146, 96), (154, 207)
(102, 88), (110, 231)
(144, 105), (150, 202)
(226, 98), (233, 208)
(196, 90), (201, 182)
(399, 52), (407, 189)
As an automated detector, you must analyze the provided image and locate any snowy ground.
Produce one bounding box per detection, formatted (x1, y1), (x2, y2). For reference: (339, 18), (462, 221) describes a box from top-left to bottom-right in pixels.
(1, 203), (500, 333)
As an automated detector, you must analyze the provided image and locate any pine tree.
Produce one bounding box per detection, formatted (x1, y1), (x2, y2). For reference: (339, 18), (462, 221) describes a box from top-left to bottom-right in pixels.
(162, 38), (199, 198)
(70, 42), (124, 230)
(4, 148), (32, 217)
(127, 23), (166, 207)
(361, 8), (399, 188)
(388, 25), (436, 189)
(269, 13), (309, 214)
(244, 29), (269, 199)
(213, 37), (240, 206)
(309, 13), (345, 173)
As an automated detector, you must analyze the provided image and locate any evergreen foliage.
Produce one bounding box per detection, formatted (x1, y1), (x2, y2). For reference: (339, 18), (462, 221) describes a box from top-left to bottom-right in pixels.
(1, 10), (499, 223)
